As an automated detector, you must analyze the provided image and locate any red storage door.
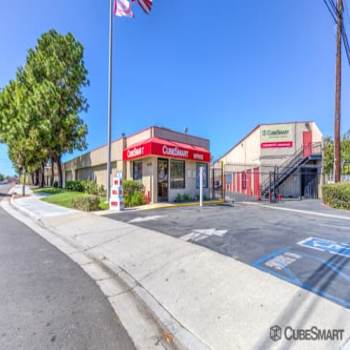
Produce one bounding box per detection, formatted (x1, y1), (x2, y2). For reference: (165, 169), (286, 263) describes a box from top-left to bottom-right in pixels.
(253, 167), (260, 199)
(247, 169), (252, 196)
(303, 131), (312, 157)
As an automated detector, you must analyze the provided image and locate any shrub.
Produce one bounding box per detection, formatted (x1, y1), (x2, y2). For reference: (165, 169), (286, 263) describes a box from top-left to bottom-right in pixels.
(72, 195), (101, 211)
(175, 193), (183, 203)
(98, 185), (106, 197)
(81, 180), (99, 195)
(123, 180), (145, 207)
(130, 191), (146, 207)
(53, 181), (59, 188)
(174, 193), (194, 203)
(65, 180), (104, 196)
(322, 183), (350, 210)
(65, 180), (84, 192)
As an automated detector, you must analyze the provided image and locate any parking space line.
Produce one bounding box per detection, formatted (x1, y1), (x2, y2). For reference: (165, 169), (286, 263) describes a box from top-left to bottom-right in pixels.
(240, 202), (350, 221)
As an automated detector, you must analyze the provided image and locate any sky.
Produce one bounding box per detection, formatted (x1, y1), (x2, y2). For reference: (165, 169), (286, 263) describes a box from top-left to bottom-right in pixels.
(1, 0), (350, 175)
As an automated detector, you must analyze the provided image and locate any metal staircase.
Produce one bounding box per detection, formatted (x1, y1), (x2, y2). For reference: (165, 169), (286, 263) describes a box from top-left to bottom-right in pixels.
(261, 142), (322, 199)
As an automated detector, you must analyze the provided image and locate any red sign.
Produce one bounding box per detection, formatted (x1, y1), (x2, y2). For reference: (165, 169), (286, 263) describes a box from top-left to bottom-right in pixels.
(123, 137), (211, 162)
(261, 141), (293, 149)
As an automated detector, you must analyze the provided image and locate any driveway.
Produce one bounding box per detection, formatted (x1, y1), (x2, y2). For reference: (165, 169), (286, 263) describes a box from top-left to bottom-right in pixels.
(107, 201), (350, 310)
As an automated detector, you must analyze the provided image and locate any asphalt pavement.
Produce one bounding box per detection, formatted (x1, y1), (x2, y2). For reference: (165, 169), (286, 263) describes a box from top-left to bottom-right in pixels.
(107, 201), (350, 309)
(0, 185), (135, 350)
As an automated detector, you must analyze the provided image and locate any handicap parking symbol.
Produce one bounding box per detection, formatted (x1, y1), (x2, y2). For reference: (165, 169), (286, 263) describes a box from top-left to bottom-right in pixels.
(298, 237), (350, 258)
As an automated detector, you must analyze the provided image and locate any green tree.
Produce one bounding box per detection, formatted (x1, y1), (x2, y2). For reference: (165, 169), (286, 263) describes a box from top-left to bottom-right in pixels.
(322, 132), (350, 176)
(22, 30), (89, 187)
(323, 137), (334, 176)
(0, 79), (48, 195)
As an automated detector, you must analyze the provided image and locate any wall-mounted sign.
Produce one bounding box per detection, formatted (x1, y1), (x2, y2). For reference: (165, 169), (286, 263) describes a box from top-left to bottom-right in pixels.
(123, 137), (211, 162)
(260, 124), (294, 149)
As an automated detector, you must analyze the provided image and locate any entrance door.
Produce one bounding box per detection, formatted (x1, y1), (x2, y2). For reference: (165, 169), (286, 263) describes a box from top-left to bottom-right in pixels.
(158, 158), (169, 202)
(303, 131), (312, 158)
(301, 168), (318, 199)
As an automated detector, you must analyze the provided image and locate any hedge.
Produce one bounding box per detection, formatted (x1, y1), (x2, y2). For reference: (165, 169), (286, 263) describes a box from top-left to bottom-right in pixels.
(65, 180), (105, 196)
(72, 195), (101, 211)
(322, 183), (350, 210)
(65, 180), (85, 192)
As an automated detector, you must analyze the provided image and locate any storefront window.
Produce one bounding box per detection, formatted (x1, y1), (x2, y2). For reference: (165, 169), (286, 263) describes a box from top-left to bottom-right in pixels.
(170, 160), (185, 189)
(196, 163), (208, 188)
(133, 161), (143, 181)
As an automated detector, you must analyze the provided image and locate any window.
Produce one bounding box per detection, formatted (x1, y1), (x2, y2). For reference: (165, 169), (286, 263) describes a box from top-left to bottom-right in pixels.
(133, 161), (143, 180)
(196, 163), (208, 188)
(170, 160), (185, 189)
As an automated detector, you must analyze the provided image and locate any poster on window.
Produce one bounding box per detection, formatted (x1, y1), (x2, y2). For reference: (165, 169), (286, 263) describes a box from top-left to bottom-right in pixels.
(196, 163), (208, 189)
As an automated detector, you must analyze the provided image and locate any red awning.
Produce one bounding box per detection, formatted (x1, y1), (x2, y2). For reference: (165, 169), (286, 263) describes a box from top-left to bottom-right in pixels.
(123, 137), (211, 162)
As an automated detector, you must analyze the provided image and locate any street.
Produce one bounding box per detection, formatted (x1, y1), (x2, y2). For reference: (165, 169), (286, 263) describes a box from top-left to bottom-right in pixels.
(107, 200), (350, 310)
(0, 185), (135, 350)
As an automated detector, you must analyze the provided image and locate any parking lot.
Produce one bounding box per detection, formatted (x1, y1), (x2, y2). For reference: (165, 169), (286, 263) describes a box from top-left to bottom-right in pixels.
(107, 201), (350, 309)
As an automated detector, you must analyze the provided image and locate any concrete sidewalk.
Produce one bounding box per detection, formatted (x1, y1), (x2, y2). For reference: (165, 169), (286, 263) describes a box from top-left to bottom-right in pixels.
(4, 196), (350, 350)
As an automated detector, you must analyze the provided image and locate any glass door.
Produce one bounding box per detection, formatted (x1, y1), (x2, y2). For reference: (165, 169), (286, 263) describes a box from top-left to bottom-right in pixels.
(158, 158), (169, 202)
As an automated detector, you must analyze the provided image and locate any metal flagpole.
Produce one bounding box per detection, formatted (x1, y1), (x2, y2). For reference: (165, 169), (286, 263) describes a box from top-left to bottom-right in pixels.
(107, 0), (114, 202)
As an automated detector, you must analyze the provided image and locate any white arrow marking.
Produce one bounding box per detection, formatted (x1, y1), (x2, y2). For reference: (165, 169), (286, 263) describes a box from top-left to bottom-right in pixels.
(128, 215), (164, 223)
(181, 228), (228, 242)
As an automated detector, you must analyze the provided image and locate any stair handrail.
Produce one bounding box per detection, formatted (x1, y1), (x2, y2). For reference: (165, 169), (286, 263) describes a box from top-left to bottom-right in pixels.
(260, 142), (322, 196)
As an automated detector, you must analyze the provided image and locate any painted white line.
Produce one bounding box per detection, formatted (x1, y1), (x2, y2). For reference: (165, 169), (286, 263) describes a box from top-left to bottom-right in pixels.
(318, 223), (350, 230)
(128, 215), (164, 223)
(241, 202), (350, 221)
(181, 228), (228, 242)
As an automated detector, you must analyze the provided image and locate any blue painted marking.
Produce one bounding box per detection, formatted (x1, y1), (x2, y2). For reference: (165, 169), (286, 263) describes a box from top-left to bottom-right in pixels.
(252, 247), (290, 267)
(298, 237), (350, 258)
(253, 247), (350, 309)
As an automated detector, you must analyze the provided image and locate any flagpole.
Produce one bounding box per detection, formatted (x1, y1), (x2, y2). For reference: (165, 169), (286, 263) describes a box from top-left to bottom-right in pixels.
(107, 0), (114, 202)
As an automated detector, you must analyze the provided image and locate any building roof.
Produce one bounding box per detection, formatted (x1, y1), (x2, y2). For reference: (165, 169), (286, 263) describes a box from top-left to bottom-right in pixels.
(64, 125), (210, 165)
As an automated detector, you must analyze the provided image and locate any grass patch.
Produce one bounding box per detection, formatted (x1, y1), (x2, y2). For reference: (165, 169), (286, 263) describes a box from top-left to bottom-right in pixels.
(42, 191), (87, 208)
(41, 190), (108, 211)
(34, 187), (64, 195)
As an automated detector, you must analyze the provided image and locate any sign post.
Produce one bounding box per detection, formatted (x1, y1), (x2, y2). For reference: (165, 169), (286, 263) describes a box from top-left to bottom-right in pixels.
(199, 166), (203, 207)
(110, 172), (124, 211)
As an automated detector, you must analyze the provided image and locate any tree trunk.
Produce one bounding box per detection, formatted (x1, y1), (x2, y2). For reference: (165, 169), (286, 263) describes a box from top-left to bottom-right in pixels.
(22, 169), (26, 197)
(57, 155), (63, 188)
(40, 163), (46, 188)
(31, 173), (35, 186)
(51, 158), (55, 187)
(35, 169), (40, 186)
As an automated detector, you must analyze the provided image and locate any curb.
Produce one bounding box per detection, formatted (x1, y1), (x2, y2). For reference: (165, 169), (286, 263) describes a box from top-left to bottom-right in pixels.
(7, 197), (211, 350)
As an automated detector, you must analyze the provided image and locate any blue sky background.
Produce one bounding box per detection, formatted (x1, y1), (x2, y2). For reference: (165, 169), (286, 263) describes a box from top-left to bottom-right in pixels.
(1, 0), (350, 175)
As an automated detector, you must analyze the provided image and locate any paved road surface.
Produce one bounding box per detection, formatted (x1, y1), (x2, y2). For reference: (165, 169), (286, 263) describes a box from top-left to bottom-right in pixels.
(107, 202), (350, 310)
(0, 185), (135, 350)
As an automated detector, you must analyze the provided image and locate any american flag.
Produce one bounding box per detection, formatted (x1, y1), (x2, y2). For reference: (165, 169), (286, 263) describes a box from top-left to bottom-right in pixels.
(134, 0), (152, 14)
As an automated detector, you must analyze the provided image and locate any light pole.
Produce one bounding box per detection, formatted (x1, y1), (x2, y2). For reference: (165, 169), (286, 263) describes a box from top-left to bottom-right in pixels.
(106, 0), (114, 202)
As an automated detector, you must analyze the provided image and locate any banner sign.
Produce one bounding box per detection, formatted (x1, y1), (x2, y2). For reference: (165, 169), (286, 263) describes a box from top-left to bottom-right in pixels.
(260, 124), (293, 149)
(123, 138), (211, 162)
